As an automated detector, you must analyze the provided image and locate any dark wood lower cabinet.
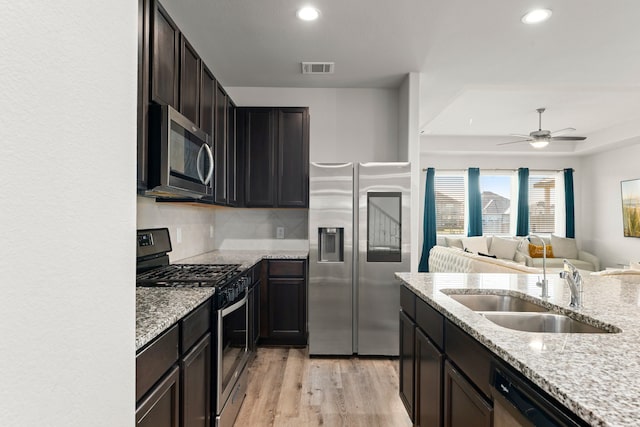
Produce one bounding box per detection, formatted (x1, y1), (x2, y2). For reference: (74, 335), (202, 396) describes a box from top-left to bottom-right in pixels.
(136, 365), (180, 427)
(443, 360), (493, 427)
(415, 328), (443, 427)
(268, 277), (306, 344)
(181, 334), (211, 427)
(399, 310), (415, 422)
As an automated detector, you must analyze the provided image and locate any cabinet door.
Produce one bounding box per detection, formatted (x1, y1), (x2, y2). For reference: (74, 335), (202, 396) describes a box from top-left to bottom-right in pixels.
(136, 365), (180, 427)
(277, 108), (309, 207)
(180, 35), (201, 126)
(443, 361), (493, 427)
(214, 84), (227, 204)
(399, 310), (415, 421)
(243, 108), (275, 207)
(199, 65), (215, 138)
(416, 328), (443, 427)
(268, 278), (306, 344)
(137, 0), (150, 190)
(181, 334), (211, 427)
(227, 100), (239, 206)
(150, 0), (179, 109)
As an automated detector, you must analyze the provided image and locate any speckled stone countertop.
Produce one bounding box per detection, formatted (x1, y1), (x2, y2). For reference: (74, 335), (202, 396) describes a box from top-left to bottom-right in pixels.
(136, 249), (308, 351)
(395, 272), (640, 427)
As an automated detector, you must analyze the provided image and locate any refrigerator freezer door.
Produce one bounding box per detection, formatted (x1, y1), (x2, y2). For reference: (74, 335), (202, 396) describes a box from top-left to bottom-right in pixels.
(357, 162), (411, 356)
(308, 163), (354, 355)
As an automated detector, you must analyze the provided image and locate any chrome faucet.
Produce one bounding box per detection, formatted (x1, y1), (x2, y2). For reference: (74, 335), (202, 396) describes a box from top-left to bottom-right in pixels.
(559, 259), (584, 308)
(527, 234), (549, 298)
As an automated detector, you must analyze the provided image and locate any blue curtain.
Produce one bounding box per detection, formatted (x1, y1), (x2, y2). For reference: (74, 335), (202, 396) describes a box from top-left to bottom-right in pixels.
(564, 168), (575, 238)
(516, 168), (529, 236)
(467, 168), (483, 237)
(418, 168), (437, 272)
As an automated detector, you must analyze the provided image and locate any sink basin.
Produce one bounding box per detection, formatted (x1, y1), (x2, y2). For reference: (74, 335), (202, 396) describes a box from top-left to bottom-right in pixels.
(447, 294), (549, 312)
(481, 312), (617, 334)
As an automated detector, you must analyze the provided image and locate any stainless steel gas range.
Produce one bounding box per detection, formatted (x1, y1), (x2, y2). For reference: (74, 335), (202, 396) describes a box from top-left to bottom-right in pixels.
(136, 228), (250, 427)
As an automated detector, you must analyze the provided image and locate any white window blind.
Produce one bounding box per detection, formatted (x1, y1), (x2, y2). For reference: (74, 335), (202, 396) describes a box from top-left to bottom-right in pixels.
(435, 175), (465, 235)
(529, 174), (557, 234)
(480, 175), (512, 235)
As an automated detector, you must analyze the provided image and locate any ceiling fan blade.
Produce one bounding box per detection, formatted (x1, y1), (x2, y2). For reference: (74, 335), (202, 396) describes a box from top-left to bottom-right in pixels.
(508, 133), (533, 139)
(550, 136), (587, 141)
(550, 127), (576, 136)
(497, 139), (531, 146)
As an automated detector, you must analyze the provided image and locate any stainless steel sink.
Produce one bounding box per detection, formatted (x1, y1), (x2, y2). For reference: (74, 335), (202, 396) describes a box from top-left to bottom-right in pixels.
(447, 294), (549, 312)
(481, 312), (617, 334)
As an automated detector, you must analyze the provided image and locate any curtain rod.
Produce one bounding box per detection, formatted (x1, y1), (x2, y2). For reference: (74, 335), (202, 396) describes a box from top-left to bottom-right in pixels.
(421, 168), (573, 173)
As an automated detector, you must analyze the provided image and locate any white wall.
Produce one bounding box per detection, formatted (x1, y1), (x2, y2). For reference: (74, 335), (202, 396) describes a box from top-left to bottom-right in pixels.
(0, 2), (136, 426)
(416, 152), (582, 259)
(580, 141), (640, 267)
(227, 87), (400, 162)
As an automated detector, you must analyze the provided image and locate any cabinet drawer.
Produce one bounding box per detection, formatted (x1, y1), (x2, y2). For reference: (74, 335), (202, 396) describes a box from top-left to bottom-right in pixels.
(445, 320), (493, 399)
(400, 285), (416, 320)
(181, 300), (211, 353)
(269, 260), (305, 277)
(136, 324), (179, 402)
(416, 297), (444, 351)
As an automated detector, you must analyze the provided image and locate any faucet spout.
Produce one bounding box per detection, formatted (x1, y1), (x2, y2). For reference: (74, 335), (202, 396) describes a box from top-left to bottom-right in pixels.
(527, 234), (549, 298)
(559, 259), (584, 308)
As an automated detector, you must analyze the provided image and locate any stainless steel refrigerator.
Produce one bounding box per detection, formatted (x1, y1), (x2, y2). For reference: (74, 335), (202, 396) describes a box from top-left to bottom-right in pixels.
(308, 162), (411, 356)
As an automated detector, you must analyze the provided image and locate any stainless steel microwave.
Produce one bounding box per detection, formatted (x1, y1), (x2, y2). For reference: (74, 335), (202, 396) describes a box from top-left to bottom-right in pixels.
(146, 104), (213, 199)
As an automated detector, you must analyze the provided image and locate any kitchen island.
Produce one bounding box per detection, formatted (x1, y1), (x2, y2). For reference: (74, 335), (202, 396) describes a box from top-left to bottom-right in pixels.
(396, 272), (640, 427)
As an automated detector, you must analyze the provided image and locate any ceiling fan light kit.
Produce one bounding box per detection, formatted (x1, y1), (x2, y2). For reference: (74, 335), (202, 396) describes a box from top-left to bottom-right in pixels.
(530, 139), (550, 149)
(498, 107), (587, 148)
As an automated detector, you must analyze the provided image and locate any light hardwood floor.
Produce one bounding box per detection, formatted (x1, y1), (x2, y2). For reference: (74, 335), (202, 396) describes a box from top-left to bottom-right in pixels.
(234, 347), (412, 427)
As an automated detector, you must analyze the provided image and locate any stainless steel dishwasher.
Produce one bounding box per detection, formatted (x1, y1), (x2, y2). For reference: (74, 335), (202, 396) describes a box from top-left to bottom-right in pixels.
(491, 364), (588, 427)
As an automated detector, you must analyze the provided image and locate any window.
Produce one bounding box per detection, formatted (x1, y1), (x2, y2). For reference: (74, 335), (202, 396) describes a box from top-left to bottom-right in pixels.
(528, 174), (558, 234)
(435, 175), (465, 235)
(479, 175), (512, 235)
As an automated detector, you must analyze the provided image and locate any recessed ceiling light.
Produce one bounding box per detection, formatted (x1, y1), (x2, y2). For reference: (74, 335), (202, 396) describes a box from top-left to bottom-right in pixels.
(297, 6), (320, 21)
(521, 9), (552, 24)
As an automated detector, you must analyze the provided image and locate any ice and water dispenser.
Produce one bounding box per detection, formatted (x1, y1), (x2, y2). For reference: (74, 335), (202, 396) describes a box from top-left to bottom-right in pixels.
(318, 227), (344, 262)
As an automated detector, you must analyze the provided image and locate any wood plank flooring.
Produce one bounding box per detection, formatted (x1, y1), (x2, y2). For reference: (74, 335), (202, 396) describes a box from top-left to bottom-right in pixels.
(234, 347), (412, 427)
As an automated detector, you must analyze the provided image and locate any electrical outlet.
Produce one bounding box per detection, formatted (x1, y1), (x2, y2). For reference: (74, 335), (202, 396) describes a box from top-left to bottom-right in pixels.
(276, 227), (285, 239)
(209, 225), (214, 239)
(176, 227), (182, 244)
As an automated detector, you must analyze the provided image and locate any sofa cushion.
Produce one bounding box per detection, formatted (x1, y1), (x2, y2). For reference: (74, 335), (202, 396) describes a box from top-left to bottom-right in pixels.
(444, 236), (464, 249)
(529, 243), (554, 258)
(461, 236), (488, 254)
(489, 236), (519, 260)
(551, 235), (578, 259)
(530, 257), (595, 271)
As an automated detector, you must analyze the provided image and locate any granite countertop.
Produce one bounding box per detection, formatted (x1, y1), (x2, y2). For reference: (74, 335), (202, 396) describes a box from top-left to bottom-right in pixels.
(136, 249), (309, 351)
(395, 272), (640, 427)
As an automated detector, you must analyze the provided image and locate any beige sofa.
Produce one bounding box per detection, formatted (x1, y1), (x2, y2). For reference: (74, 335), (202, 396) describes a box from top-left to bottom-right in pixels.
(429, 246), (542, 274)
(442, 234), (600, 272)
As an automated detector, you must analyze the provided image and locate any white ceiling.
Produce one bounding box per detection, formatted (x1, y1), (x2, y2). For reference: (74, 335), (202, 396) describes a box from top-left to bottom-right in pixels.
(162, 0), (640, 155)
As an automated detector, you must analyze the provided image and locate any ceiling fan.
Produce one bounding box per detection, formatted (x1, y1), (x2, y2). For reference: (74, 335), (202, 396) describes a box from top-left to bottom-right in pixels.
(498, 107), (587, 148)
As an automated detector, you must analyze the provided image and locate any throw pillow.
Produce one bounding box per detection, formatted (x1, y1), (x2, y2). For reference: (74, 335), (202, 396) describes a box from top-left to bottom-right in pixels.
(529, 243), (554, 258)
(461, 236), (489, 255)
(444, 236), (464, 249)
(489, 236), (519, 260)
(550, 234), (578, 259)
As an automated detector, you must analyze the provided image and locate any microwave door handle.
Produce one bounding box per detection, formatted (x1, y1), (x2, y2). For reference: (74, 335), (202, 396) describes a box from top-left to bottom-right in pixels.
(203, 144), (214, 185)
(196, 144), (206, 184)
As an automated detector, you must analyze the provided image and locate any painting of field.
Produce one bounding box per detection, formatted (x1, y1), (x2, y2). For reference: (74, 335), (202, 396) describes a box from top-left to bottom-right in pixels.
(622, 179), (640, 237)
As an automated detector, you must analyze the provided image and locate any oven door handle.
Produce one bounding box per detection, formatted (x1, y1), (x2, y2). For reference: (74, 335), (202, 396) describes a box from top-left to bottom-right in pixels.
(220, 293), (248, 317)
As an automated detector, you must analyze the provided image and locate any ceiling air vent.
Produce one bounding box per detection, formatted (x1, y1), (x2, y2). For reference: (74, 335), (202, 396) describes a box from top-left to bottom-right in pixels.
(301, 62), (335, 74)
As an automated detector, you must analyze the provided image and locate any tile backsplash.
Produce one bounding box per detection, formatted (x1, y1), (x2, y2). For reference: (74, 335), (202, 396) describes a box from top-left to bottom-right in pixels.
(137, 196), (309, 258)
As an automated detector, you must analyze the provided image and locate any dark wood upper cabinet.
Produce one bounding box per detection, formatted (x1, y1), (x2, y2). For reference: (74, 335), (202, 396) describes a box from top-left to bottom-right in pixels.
(200, 65), (215, 138)
(150, 0), (179, 109)
(179, 35), (201, 126)
(277, 108), (309, 207)
(137, 0), (150, 191)
(214, 83), (228, 205)
(240, 107), (309, 208)
(227, 100), (241, 206)
(243, 108), (276, 207)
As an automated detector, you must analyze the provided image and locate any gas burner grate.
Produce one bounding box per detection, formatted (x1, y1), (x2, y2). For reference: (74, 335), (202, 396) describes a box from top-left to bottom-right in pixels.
(136, 263), (241, 287)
